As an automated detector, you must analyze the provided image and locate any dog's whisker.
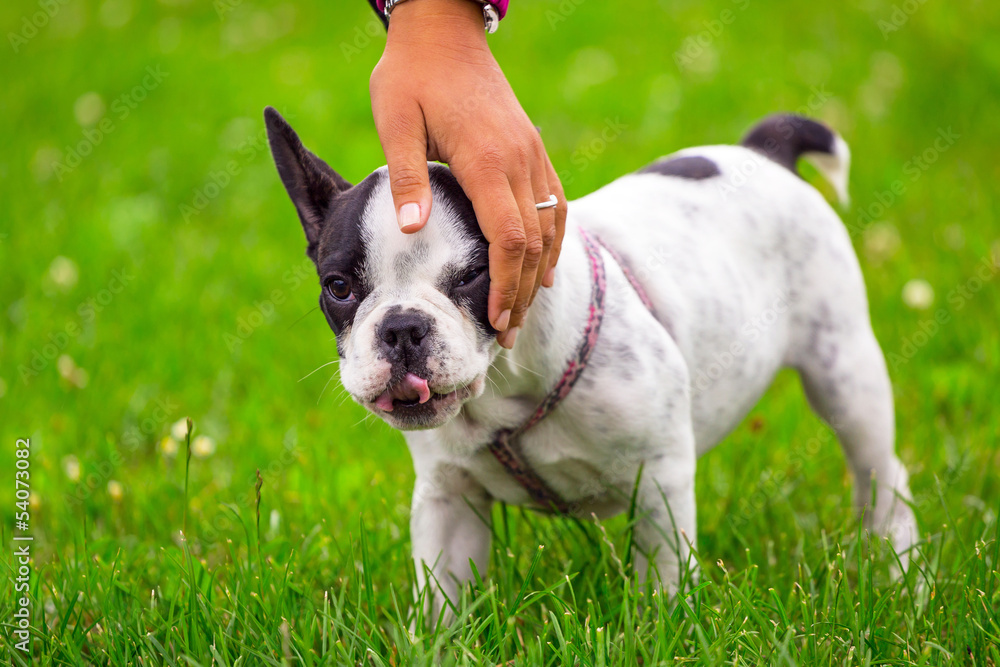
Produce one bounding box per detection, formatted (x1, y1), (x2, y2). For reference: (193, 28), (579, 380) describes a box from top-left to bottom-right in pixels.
(287, 306), (319, 330)
(485, 377), (502, 398)
(490, 367), (515, 392)
(299, 359), (340, 383)
(335, 386), (355, 408)
(485, 374), (502, 394)
(316, 371), (340, 405)
(502, 358), (543, 378)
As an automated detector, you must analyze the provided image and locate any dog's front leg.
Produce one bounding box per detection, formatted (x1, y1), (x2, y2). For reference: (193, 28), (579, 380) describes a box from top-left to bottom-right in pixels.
(410, 471), (493, 623)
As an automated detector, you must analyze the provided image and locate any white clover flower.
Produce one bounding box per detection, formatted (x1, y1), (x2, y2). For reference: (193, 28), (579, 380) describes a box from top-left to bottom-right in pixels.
(63, 455), (81, 482)
(48, 256), (79, 290)
(57, 355), (76, 379)
(942, 224), (965, 250)
(57, 355), (89, 388)
(191, 435), (216, 458)
(171, 418), (190, 441)
(73, 368), (89, 388)
(902, 279), (934, 310)
(73, 92), (105, 126)
(863, 222), (900, 263)
(159, 436), (179, 457)
(107, 480), (124, 502)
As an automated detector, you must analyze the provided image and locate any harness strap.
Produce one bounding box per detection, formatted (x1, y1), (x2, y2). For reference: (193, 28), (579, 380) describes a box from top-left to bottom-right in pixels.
(485, 228), (607, 514)
(592, 236), (656, 315)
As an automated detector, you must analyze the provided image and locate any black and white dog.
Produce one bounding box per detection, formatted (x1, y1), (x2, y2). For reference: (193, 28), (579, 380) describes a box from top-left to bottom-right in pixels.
(265, 107), (917, 608)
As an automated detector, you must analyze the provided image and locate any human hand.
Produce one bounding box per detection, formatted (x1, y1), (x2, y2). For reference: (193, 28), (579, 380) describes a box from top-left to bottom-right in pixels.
(369, 0), (566, 349)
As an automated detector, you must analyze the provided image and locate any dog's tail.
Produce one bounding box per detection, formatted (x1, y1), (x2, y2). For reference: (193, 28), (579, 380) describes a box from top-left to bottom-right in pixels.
(741, 114), (850, 205)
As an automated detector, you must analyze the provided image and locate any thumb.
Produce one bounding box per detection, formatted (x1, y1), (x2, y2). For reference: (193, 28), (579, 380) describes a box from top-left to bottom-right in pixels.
(378, 104), (433, 234)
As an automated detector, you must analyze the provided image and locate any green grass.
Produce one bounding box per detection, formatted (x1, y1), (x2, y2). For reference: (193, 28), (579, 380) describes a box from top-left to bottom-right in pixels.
(1, 0), (999, 663)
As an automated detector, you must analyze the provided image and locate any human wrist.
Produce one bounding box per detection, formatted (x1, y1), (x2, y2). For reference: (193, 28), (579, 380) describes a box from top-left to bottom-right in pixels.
(386, 0), (490, 50)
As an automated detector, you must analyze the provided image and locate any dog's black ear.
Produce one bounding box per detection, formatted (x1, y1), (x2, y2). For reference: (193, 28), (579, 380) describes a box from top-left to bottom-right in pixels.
(264, 106), (351, 253)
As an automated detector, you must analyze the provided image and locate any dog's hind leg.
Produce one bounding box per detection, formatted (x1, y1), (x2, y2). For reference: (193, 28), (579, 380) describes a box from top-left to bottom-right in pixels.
(632, 448), (699, 595)
(793, 321), (919, 570)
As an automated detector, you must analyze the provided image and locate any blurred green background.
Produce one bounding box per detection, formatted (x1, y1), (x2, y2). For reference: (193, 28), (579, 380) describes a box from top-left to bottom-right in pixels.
(0, 0), (998, 662)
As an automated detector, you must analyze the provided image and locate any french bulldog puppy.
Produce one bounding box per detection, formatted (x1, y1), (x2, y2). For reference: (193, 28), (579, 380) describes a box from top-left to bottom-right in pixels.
(265, 107), (917, 613)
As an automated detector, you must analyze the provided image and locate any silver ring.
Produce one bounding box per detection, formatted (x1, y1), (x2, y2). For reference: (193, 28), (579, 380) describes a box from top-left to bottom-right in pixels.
(535, 195), (558, 210)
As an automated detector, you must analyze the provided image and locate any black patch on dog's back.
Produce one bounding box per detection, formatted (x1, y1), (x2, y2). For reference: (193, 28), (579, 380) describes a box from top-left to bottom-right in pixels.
(638, 155), (720, 180)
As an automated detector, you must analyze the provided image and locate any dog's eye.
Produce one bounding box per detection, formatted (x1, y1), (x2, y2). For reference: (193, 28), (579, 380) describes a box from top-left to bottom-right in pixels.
(325, 276), (355, 302)
(456, 266), (486, 287)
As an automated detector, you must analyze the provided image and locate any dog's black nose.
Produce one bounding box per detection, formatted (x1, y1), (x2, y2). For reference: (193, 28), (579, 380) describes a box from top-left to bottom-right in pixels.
(377, 311), (432, 359)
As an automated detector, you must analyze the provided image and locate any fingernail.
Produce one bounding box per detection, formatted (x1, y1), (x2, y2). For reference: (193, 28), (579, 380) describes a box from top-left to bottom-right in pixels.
(397, 203), (421, 232)
(495, 309), (511, 332)
(542, 267), (556, 287)
(498, 326), (519, 349)
(505, 327), (520, 348)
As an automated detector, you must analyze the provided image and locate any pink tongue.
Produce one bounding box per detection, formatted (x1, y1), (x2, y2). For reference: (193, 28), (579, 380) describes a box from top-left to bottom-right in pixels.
(374, 373), (431, 412)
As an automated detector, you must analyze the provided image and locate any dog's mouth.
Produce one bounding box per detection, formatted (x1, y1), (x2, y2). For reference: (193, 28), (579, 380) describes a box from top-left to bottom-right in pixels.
(371, 373), (459, 413)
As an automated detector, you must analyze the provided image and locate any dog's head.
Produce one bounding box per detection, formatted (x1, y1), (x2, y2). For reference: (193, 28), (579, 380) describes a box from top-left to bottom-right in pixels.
(265, 107), (494, 430)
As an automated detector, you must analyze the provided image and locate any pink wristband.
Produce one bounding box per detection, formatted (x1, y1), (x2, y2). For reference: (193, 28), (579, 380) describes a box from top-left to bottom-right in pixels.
(375, 0), (508, 20)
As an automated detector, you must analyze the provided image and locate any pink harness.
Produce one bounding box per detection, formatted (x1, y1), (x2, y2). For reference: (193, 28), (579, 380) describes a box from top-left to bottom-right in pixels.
(485, 228), (654, 513)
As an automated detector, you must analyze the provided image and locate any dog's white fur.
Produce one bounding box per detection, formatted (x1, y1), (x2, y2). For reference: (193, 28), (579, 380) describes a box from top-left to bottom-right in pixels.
(338, 187), (492, 422)
(333, 140), (917, 613)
